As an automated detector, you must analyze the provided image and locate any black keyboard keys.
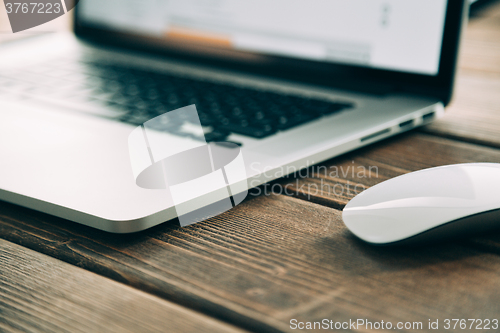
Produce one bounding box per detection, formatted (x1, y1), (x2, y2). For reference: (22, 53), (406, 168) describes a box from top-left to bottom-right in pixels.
(19, 59), (354, 141)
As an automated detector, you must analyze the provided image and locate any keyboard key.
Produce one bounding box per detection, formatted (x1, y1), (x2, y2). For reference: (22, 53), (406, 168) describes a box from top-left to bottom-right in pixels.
(276, 114), (316, 130)
(221, 123), (277, 138)
(204, 130), (230, 142)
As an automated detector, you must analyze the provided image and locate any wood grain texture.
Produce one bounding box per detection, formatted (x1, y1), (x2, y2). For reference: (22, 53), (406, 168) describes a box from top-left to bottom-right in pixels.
(0, 3), (499, 333)
(0, 239), (245, 333)
(423, 1), (500, 147)
(1, 192), (500, 332)
(460, 19), (500, 75)
(423, 70), (500, 148)
(277, 132), (500, 209)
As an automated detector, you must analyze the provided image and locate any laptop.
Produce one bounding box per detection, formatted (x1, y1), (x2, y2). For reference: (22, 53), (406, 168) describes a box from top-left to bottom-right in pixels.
(0, 0), (468, 233)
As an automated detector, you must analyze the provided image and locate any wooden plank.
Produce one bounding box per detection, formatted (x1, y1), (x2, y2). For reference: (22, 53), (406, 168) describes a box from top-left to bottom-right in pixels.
(278, 132), (500, 209)
(1, 187), (500, 332)
(422, 2), (500, 147)
(422, 70), (500, 148)
(460, 21), (500, 75)
(0, 239), (245, 333)
(462, 3), (500, 74)
(279, 131), (500, 253)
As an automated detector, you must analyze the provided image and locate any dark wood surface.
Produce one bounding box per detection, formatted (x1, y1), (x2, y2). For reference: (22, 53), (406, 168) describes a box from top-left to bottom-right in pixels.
(1, 2), (500, 332)
(279, 133), (500, 209)
(0, 239), (246, 333)
(2, 133), (500, 333)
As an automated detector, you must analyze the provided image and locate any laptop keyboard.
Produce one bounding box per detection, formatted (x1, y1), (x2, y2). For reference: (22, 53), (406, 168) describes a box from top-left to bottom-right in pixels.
(0, 59), (353, 142)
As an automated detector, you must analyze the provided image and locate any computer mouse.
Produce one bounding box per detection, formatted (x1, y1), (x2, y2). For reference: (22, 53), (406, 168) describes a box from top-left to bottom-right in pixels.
(342, 163), (500, 245)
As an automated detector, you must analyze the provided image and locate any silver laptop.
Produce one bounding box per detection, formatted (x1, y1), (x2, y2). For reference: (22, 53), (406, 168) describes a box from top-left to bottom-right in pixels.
(0, 0), (468, 232)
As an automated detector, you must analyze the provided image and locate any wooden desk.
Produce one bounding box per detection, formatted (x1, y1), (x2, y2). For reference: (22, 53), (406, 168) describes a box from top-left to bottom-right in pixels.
(1, 3), (500, 332)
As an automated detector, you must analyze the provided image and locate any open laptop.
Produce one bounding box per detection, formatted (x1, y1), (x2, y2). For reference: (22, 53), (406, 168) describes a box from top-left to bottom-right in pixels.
(0, 0), (468, 233)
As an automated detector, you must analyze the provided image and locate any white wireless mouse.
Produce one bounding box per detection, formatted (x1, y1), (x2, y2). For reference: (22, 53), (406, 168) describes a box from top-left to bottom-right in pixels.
(342, 163), (500, 245)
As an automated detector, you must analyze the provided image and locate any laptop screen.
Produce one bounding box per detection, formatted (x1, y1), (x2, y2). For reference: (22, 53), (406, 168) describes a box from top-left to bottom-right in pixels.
(78, 0), (448, 76)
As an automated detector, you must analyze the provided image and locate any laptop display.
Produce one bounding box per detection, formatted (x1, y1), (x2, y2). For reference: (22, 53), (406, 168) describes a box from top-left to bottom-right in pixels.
(78, 0), (448, 75)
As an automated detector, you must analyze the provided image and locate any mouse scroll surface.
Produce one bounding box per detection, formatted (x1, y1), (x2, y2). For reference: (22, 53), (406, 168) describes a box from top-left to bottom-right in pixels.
(342, 163), (500, 244)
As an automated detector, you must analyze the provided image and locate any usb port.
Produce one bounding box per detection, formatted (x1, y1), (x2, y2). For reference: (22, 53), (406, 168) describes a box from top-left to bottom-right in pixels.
(399, 119), (414, 128)
(361, 128), (391, 142)
(422, 112), (435, 122)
